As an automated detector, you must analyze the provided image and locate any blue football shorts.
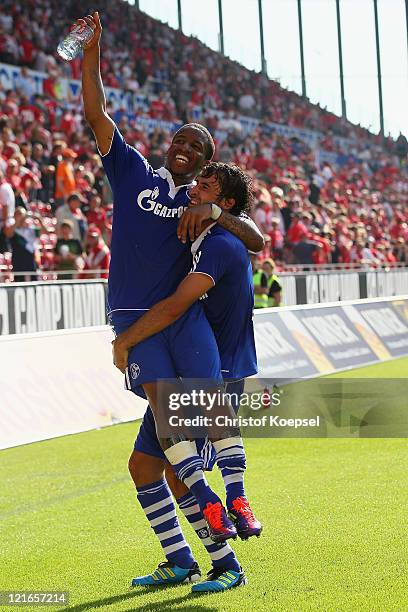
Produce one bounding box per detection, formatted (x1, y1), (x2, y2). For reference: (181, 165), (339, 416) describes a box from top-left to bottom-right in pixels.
(133, 379), (245, 470)
(110, 302), (222, 394)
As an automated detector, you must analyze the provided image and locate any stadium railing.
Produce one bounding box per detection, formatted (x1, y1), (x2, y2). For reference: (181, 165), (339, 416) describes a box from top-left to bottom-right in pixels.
(0, 263), (406, 283)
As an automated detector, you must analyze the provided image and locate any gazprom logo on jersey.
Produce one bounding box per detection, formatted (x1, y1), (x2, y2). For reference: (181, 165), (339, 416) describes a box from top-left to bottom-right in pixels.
(137, 187), (187, 218)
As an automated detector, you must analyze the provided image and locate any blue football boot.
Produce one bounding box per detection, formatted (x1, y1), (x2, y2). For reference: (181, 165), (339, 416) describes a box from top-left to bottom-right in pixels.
(131, 561), (201, 586)
(192, 566), (247, 593)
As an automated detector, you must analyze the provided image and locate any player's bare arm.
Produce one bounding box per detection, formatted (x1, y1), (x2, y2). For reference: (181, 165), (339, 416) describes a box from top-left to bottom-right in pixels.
(80, 12), (115, 155)
(112, 273), (214, 372)
(218, 211), (264, 252)
(177, 204), (265, 252)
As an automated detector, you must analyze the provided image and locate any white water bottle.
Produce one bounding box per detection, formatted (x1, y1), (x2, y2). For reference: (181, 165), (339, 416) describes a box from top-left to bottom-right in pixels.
(57, 23), (94, 61)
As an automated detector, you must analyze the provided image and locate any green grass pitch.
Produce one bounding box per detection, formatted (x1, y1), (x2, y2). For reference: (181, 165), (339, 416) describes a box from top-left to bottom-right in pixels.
(1, 357), (408, 611)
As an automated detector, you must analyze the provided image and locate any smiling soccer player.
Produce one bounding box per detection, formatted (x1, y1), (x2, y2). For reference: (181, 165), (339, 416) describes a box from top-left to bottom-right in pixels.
(80, 11), (264, 593)
(113, 163), (263, 593)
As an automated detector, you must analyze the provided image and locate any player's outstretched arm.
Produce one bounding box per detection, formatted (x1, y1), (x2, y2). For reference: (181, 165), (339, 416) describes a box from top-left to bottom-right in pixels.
(177, 205), (265, 253)
(80, 12), (115, 155)
(112, 273), (214, 373)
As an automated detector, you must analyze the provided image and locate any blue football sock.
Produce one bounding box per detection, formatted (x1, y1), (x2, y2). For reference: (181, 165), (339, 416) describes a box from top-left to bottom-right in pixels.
(177, 492), (240, 572)
(164, 441), (222, 514)
(212, 437), (246, 509)
(136, 478), (195, 569)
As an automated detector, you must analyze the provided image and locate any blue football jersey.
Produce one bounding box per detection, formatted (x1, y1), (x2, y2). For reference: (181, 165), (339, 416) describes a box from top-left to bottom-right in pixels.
(101, 127), (191, 320)
(190, 224), (258, 380)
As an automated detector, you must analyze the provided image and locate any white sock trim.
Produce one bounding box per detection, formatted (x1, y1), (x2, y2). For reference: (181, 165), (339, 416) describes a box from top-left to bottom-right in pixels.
(164, 440), (196, 464)
(212, 437), (243, 453)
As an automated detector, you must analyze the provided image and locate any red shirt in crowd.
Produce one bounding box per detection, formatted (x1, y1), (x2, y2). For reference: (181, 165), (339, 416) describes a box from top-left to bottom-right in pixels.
(87, 208), (109, 232)
(287, 219), (308, 244)
(269, 228), (284, 251)
(82, 243), (110, 279)
(149, 99), (166, 119)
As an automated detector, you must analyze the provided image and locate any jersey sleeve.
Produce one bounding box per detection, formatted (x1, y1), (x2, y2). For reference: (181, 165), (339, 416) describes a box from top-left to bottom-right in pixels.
(100, 126), (152, 195)
(190, 235), (233, 286)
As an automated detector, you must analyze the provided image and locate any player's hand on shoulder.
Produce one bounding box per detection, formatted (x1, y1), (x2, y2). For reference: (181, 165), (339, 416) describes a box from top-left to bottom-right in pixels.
(177, 203), (212, 243)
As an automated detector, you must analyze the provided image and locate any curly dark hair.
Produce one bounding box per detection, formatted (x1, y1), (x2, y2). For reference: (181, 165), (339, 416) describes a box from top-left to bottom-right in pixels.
(199, 162), (254, 216)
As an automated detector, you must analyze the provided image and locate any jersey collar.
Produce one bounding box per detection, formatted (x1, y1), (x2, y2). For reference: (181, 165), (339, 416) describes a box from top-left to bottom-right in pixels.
(156, 166), (193, 199)
(191, 222), (216, 255)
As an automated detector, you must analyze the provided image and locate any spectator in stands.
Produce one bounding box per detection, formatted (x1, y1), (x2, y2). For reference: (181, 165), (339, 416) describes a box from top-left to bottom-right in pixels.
(54, 220), (83, 279)
(5, 208), (40, 281)
(54, 147), (77, 206)
(84, 192), (111, 239)
(0, 0), (406, 281)
(81, 225), (110, 279)
(292, 236), (319, 266)
(261, 258), (282, 307)
(286, 212), (309, 245)
(93, 165), (112, 202)
(15, 66), (35, 98)
(269, 217), (284, 260)
(5, 158), (22, 192)
(251, 254), (268, 308)
(55, 192), (88, 242)
(253, 200), (272, 236)
(309, 169), (325, 205)
(0, 168), (15, 225)
(394, 238), (408, 264)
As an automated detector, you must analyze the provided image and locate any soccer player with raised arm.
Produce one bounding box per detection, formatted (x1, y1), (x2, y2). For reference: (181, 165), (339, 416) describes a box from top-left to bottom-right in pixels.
(79, 12), (264, 592)
(113, 163), (262, 592)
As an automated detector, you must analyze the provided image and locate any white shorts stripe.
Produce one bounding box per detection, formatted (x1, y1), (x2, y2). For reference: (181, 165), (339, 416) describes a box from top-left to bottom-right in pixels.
(125, 367), (131, 390)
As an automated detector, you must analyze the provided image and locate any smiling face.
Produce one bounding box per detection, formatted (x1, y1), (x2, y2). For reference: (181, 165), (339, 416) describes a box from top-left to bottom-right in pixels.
(188, 174), (222, 207)
(188, 172), (237, 216)
(166, 126), (210, 185)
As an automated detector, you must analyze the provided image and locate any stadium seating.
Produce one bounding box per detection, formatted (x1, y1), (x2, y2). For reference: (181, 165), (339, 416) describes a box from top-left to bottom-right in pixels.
(0, 0), (407, 279)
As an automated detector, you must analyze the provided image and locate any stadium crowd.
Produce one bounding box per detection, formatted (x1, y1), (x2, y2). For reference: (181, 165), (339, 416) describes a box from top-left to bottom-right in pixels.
(0, 0), (407, 281)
